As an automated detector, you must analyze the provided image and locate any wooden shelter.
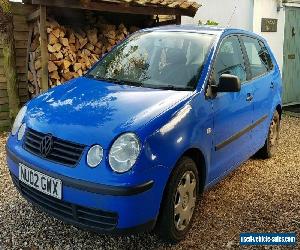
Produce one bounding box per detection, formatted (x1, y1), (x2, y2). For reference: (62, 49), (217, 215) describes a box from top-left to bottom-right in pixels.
(0, 0), (200, 131)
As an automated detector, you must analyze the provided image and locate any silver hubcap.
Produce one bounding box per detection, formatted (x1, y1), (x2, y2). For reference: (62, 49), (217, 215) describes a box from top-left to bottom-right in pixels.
(269, 116), (279, 154)
(174, 171), (197, 231)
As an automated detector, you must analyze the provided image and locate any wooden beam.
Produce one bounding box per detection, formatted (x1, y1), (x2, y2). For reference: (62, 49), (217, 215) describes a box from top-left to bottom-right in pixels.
(39, 5), (49, 92)
(175, 15), (181, 25)
(24, 23), (33, 94)
(31, 0), (195, 17)
(27, 9), (40, 22)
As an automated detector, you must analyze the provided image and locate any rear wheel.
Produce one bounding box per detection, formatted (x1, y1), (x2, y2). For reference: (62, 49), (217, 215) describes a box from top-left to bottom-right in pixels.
(156, 157), (199, 242)
(257, 110), (280, 159)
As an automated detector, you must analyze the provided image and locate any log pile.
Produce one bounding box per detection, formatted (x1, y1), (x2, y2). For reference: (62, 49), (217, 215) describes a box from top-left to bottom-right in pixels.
(28, 14), (139, 96)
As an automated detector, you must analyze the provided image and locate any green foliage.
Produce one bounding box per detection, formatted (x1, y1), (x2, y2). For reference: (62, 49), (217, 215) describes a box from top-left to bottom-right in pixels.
(0, 0), (12, 14)
(198, 19), (219, 26)
(206, 20), (219, 26)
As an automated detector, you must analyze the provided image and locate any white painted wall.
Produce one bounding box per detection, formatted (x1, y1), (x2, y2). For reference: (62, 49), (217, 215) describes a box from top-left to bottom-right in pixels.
(252, 0), (285, 72)
(182, 0), (254, 31)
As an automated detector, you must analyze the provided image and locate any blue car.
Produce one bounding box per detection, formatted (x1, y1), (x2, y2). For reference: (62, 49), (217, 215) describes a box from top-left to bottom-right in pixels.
(6, 25), (282, 242)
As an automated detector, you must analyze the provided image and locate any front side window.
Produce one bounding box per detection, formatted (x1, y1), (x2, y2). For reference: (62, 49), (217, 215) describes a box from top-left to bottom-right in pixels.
(241, 36), (274, 79)
(213, 36), (247, 84)
(87, 31), (215, 90)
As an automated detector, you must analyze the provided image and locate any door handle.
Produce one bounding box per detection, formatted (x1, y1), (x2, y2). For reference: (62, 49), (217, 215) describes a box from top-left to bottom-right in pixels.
(246, 93), (253, 102)
(270, 82), (275, 89)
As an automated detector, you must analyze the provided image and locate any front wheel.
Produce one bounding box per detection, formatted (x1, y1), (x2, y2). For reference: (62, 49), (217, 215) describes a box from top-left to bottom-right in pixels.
(156, 157), (199, 242)
(257, 110), (280, 159)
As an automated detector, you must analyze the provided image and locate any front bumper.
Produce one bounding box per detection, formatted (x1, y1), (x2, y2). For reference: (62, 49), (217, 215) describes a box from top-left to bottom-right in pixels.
(6, 145), (168, 233)
(10, 172), (155, 234)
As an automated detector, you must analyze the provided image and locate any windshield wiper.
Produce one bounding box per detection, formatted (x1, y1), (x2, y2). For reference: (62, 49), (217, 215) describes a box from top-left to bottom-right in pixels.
(84, 75), (143, 87)
(85, 75), (123, 83)
(146, 85), (194, 91)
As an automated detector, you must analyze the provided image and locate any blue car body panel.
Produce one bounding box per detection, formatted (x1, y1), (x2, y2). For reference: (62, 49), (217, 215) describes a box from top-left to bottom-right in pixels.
(6, 25), (282, 231)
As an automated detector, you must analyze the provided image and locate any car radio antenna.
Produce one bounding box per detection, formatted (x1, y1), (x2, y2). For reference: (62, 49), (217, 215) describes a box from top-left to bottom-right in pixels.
(227, 0), (238, 27)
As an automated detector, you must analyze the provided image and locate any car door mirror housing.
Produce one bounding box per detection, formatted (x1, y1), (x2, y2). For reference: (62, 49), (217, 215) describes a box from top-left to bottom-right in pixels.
(212, 74), (241, 93)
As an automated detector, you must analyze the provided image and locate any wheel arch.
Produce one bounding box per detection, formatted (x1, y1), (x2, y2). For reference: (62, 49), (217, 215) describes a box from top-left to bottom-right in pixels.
(154, 147), (207, 233)
(180, 148), (207, 193)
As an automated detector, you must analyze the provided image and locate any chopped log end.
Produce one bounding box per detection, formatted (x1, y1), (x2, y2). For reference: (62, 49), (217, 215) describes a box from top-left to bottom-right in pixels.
(28, 15), (141, 96)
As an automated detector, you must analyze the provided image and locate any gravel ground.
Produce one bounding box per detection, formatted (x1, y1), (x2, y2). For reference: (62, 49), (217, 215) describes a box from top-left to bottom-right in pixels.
(0, 115), (299, 250)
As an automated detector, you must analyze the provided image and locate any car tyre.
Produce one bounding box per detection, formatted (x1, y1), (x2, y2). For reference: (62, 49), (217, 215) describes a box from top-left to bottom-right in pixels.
(257, 110), (280, 159)
(156, 156), (199, 243)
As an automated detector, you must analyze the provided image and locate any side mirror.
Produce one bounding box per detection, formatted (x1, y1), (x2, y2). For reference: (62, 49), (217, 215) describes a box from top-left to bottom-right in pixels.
(212, 74), (241, 93)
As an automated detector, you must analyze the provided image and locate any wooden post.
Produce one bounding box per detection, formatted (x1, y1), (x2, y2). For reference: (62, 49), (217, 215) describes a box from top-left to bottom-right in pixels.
(175, 15), (181, 25)
(0, 0), (20, 123)
(39, 5), (49, 92)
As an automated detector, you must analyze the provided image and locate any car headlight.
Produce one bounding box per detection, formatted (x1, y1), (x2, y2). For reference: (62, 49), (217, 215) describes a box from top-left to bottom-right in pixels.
(109, 133), (140, 173)
(87, 145), (103, 168)
(17, 123), (26, 141)
(11, 106), (27, 136)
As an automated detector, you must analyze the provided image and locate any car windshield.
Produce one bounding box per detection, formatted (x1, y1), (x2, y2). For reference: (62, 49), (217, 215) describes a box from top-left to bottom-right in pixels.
(87, 31), (215, 90)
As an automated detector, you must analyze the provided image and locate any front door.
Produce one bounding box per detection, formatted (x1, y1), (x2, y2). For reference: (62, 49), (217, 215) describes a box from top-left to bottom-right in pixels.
(283, 7), (300, 105)
(209, 35), (254, 182)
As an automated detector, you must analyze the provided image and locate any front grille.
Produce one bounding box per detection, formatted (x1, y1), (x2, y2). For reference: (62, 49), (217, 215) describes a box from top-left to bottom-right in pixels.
(11, 174), (118, 231)
(23, 128), (85, 166)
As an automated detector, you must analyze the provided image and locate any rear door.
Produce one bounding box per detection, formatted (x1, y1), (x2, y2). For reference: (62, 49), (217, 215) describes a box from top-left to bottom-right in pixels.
(240, 36), (275, 150)
(210, 35), (254, 181)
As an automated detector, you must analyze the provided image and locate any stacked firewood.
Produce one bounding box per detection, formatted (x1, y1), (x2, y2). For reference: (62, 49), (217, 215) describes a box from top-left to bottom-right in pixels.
(28, 14), (139, 96)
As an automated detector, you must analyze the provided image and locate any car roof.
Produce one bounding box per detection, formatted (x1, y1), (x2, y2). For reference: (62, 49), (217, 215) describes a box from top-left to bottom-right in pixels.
(141, 24), (264, 40)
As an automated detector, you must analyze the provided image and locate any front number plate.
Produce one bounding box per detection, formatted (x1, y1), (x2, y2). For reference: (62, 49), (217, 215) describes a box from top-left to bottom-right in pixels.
(19, 163), (62, 200)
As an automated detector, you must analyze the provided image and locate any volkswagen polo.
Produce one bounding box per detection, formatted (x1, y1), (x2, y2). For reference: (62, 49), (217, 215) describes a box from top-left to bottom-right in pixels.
(6, 25), (282, 242)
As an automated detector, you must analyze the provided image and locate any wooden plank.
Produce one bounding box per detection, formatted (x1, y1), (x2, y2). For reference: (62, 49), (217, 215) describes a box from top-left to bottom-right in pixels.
(17, 66), (27, 74)
(0, 40), (27, 49)
(0, 66), (24, 75)
(0, 112), (9, 120)
(17, 81), (28, 90)
(0, 119), (10, 131)
(0, 75), (5, 83)
(0, 83), (7, 90)
(20, 95), (28, 103)
(12, 3), (36, 16)
(39, 5), (49, 91)
(0, 57), (26, 67)
(0, 48), (27, 57)
(15, 40), (27, 49)
(6, 74), (28, 82)
(0, 104), (9, 112)
(0, 97), (8, 105)
(0, 81), (27, 90)
(0, 89), (7, 98)
(13, 23), (29, 32)
(13, 15), (27, 24)
(19, 88), (28, 97)
(27, 9), (40, 22)
(0, 65), (26, 75)
(14, 31), (29, 42)
(31, 0), (194, 17)
(25, 24), (34, 92)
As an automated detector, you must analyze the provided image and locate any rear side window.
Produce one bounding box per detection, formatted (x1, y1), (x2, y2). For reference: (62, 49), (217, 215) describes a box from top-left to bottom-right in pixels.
(241, 36), (274, 79)
(213, 36), (247, 84)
